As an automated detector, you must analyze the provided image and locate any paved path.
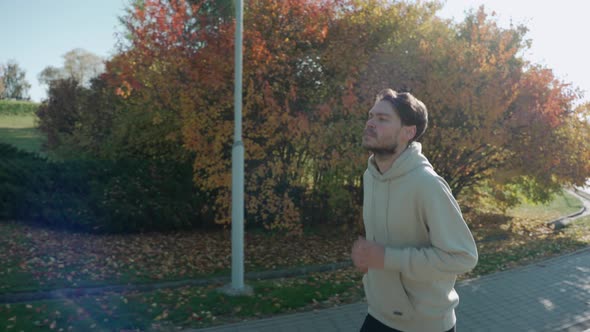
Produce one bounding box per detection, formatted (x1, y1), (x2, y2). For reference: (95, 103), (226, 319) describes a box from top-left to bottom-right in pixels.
(190, 191), (590, 332)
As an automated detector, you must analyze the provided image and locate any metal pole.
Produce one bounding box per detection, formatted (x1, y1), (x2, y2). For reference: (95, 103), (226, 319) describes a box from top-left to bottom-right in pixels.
(231, 0), (246, 292)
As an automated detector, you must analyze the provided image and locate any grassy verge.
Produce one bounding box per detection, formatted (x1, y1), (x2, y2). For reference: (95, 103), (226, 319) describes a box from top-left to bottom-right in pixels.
(0, 191), (588, 330)
(0, 115), (37, 128)
(0, 267), (364, 331)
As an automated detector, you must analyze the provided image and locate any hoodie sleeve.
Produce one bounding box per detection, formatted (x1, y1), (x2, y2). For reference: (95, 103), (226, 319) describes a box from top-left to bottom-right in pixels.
(383, 175), (478, 280)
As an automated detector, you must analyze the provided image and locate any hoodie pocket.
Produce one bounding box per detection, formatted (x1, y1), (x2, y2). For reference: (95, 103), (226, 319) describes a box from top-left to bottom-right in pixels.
(400, 274), (458, 319)
(363, 269), (415, 321)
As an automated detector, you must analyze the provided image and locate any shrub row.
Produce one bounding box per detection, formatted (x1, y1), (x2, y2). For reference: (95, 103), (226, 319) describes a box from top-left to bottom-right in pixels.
(0, 100), (39, 116)
(0, 143), (210, 233)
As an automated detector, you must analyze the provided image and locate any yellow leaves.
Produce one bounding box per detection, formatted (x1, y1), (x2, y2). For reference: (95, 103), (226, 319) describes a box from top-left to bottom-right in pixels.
(321, 25), (329, 39)
(108, 0), (582, 231)
(154, 309), (169, 321)
(115, 81), (132, 99)
(285, 113), (310, 138)
(151, 113), (163, 125)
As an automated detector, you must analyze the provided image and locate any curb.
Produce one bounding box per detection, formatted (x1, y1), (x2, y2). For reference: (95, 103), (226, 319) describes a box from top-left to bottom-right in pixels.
(456, 246), (590, 286)
(0, 261), (353, 304)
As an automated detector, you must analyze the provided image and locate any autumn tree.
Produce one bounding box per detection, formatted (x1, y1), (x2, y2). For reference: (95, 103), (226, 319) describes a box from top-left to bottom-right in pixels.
(105, 0), (223, 162)
(74, 0), (590, 231)
(101, 0), (246, 227)
(308, 3), (589, 212)
(306, 0), (446, 224)
(414, 8), (526, 197)
(107, 0), (344, 233)
(494, 66), (590, 202)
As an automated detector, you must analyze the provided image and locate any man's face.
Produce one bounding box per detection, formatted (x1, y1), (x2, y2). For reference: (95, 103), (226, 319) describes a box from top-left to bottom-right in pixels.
(362, 100), (405, 155)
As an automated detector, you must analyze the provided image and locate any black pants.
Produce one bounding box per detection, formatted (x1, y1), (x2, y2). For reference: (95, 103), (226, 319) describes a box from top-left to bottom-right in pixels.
(360, 314), (456, 332)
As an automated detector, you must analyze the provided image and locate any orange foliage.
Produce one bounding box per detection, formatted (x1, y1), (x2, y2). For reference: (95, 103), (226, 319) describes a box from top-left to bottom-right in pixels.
(506, 66), (585, 186)
(103, 0), (589, 231)
(108, 0), (344, 234)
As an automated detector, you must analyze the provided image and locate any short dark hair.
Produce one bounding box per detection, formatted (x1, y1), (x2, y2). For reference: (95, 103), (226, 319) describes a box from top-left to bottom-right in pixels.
(375, 88), (428, 142)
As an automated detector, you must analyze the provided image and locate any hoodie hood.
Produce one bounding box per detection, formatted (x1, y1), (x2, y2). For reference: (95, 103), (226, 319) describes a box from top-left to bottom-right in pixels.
(367, 142), (432, 182)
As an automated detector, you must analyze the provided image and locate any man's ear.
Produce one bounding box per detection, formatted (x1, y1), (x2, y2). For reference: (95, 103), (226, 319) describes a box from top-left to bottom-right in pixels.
(404, 126), (417, 141)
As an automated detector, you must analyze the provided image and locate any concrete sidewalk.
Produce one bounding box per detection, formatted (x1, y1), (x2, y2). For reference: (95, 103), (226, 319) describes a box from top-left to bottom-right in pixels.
(190, 192), (590, 332)
(189, 248), (590, 332)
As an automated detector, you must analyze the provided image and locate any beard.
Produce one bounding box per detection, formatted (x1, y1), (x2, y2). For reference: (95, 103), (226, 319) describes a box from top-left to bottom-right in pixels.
(362, 130), (398, 156)
(366, 143), (398, 156)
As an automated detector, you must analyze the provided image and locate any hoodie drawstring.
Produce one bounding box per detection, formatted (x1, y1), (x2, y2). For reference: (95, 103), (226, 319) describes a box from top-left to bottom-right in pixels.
(385, 181), (391, 242)
(371, 180), (377, 241)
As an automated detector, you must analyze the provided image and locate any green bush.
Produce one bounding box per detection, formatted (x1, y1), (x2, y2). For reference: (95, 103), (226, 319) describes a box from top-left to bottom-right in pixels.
(0, 143), (210, 233)
(92, 159), (209, 233)
(0, 144), (43, 219)
(0, 100), (39, 116)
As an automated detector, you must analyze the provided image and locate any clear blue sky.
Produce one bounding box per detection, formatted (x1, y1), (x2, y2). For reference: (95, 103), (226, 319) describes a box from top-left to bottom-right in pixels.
(0, 0), (126, 102)
(1, 0), (589, 104)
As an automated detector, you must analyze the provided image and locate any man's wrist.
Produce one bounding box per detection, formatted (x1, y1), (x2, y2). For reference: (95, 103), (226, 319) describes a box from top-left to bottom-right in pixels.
(370, 243), (385, 269)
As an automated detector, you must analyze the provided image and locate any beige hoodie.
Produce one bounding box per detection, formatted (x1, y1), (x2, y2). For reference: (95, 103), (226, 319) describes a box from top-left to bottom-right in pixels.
(362, 142), (478, 332)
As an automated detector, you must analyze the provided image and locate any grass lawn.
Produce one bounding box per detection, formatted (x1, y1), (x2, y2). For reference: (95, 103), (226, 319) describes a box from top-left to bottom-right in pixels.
(0, 190), (589, 331)
(0, 115), (45, 154)
(465, 190), (586, 276)
(507, 191), (583, 220)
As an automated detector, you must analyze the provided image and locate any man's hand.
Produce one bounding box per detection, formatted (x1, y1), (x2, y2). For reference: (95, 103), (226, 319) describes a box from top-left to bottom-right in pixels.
(351, 236), (385, 273)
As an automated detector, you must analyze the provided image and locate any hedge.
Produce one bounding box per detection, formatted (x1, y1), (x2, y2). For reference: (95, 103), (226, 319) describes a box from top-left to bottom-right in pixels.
(0, 100), (39, 116)
(0, 143), (210, 233)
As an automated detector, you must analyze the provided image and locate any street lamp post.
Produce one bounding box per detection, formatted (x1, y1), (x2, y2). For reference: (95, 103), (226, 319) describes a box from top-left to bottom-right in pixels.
(221, 0), (252, 296)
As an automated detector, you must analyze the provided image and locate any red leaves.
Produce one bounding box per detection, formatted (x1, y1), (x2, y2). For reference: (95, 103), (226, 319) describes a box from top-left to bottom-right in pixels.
(126, 0), (197, 53)
(515, 66), (576, 128)
(99, 0), (590, 232)
(101, 0), (351, 232)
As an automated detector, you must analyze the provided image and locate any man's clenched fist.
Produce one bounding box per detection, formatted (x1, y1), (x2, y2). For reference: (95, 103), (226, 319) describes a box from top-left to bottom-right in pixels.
(351, 236), (385, 273)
